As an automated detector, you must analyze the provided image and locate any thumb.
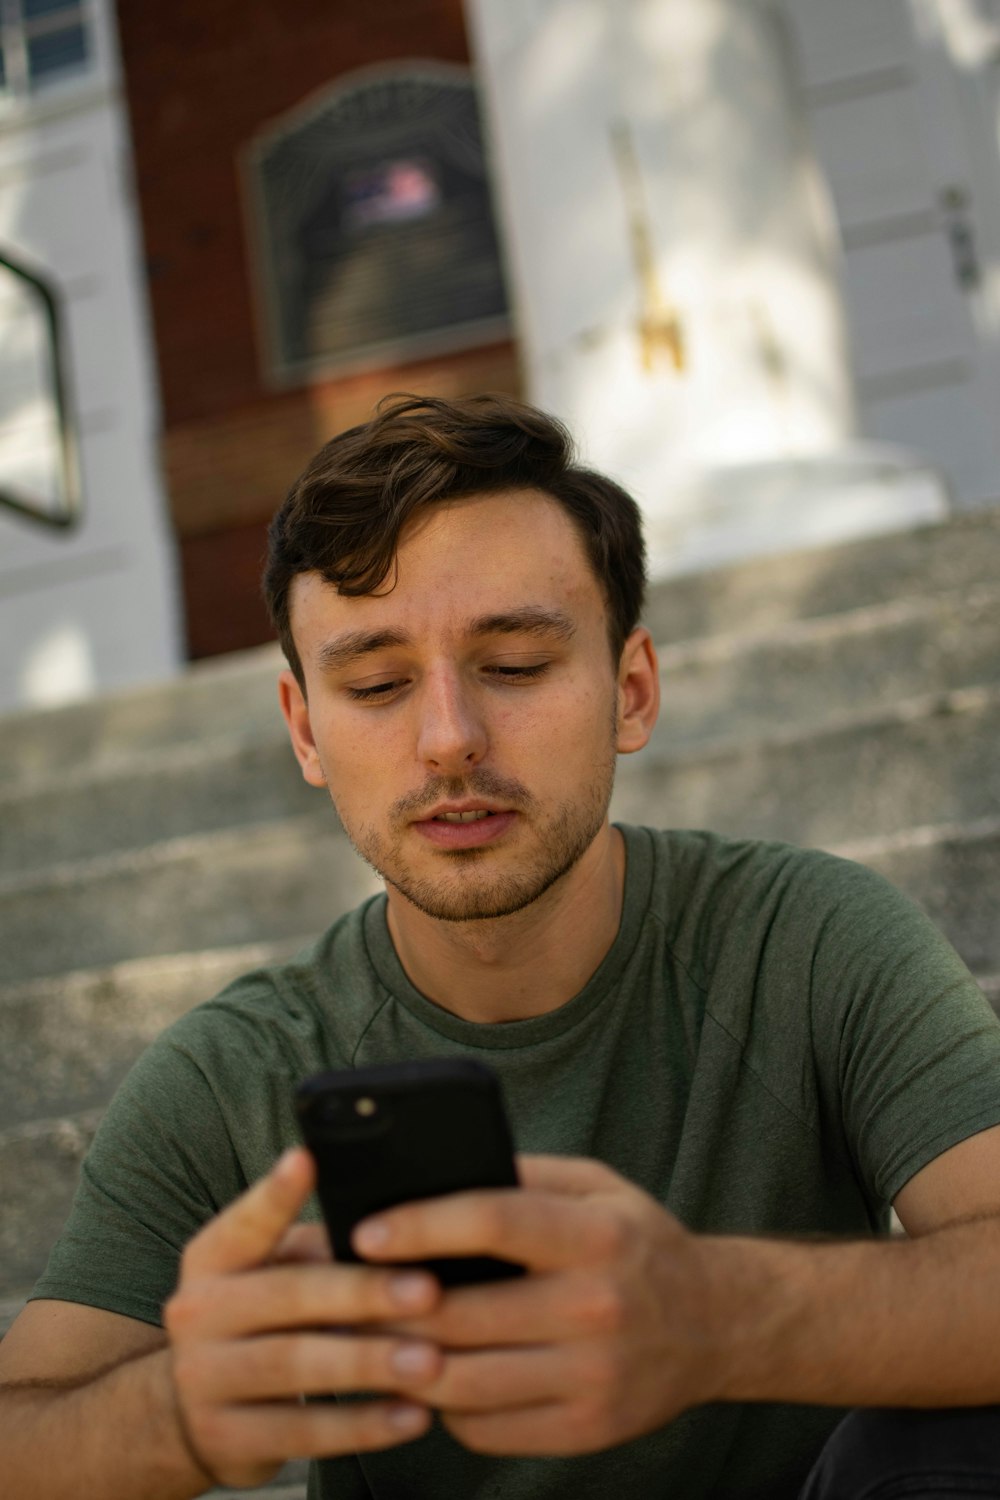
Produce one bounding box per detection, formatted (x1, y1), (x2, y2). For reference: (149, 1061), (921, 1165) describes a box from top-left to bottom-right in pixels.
(181, 1147), (316, 1277)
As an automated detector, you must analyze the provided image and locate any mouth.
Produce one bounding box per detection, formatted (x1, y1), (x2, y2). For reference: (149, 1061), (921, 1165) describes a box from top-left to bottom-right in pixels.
(431, 808), (499, 824)
(413, 806), (518, 849)
(421, 802), (511, 824)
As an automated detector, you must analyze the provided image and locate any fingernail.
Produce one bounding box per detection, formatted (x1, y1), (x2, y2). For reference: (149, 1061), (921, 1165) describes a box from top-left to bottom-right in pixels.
(391, 1343), (436, 1377)
(389, 1272), (434, 1309)
(388, 1404), (428, 1433)
(273, 1148), (300, 1180)
(355, 1218), (389, 1254)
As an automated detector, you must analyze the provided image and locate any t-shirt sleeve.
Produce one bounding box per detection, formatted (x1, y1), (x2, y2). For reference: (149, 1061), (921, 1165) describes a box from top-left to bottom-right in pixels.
(806, 856), (1000, 1207)
(30, 1029), (247, 1326)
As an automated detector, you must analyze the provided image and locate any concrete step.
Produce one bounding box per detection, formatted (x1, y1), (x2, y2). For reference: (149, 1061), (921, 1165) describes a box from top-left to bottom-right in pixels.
(657, 583), (1000, 750)
(0, 941), (306, 1130)
(0, 815), (381, 987)
(0, 642), (286, 792)
(644, 503), (1000, 647)
(4, 685), (996, 990)
(0, 728), (316, 878)
(615, 683), (1000, 855)
(835, 817), (1000, 977)
(1, 506), (997, 797)
(0, 1110), (100, 1293)
(5, 584), (999, 875)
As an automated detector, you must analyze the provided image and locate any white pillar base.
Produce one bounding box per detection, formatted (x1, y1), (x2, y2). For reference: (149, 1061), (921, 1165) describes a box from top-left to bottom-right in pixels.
(644, 446), (950, 579)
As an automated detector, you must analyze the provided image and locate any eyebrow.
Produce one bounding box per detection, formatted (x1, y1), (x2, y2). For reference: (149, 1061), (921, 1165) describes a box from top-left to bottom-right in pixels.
(313, 608), (577, 672)
(314, 629), (409, 673)
(468, 607), (577, 643)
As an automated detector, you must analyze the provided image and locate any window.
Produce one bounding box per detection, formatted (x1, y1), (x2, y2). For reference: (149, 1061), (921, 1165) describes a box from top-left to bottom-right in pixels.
(246, 65), (511, 382)
(0, 0), (91, 98)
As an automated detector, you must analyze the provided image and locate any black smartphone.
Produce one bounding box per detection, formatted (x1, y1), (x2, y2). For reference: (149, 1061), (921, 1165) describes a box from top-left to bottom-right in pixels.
(295, 1057), (523, 1287)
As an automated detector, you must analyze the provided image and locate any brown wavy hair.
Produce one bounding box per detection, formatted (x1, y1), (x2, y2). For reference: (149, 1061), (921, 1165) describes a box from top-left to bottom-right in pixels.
(264, 392), (647, 688)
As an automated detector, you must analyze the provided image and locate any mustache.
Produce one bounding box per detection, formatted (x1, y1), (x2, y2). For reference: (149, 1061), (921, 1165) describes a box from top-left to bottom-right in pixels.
(392, 769), (534, 820)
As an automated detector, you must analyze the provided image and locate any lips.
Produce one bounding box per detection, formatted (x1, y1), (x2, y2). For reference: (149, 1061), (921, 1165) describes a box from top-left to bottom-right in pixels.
(413, 808), (518, 849)
(433, 809), (494, 824)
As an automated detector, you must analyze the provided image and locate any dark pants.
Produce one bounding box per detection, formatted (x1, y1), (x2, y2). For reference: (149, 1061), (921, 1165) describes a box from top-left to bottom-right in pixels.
(798, 1408), (1000, 1498)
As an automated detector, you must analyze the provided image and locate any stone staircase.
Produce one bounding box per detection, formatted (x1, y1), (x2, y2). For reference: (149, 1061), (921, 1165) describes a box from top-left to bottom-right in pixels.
(1, 504), (999, 1496)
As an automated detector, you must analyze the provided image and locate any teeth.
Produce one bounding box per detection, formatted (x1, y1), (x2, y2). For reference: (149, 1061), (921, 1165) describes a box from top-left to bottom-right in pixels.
(436, 810), (493, 823)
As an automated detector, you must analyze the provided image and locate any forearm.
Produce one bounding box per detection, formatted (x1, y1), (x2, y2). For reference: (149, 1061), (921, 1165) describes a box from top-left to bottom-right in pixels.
(703, 1214), (1000, 1408)
(0, 1344), (210, 1500)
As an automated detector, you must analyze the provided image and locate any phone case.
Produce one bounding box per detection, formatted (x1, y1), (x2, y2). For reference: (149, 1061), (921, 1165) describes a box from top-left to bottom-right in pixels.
(295, 1058), (523, 1286)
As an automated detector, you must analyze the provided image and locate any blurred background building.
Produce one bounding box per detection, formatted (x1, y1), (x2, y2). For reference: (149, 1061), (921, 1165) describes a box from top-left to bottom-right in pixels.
(1, 0), (999, 710)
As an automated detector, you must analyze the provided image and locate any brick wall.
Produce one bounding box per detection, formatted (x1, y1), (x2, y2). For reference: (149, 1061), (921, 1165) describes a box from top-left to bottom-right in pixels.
(174, 341), (521, 657)
(115, 0), (520, 659)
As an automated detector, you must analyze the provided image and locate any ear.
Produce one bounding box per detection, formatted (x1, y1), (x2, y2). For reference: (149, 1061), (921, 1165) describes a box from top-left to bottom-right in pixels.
(616, 626), (659, 755)
(278, 670), (328, 787)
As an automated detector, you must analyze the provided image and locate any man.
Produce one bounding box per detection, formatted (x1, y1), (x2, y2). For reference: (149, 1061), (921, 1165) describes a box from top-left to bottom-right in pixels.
(2, 392), (1000, 1499)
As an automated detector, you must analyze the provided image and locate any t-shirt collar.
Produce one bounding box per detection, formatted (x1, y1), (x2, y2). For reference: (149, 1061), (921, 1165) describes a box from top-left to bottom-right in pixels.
(361, 823), (655, 1048)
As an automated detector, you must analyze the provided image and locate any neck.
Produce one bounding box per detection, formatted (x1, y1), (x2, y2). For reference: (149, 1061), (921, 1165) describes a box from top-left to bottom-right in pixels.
(384, 824), (626, 1023)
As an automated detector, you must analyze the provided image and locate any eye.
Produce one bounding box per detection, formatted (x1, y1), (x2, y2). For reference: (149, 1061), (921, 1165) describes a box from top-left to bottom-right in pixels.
(344, 679), (406, 702)
(485, 662), (550, 682)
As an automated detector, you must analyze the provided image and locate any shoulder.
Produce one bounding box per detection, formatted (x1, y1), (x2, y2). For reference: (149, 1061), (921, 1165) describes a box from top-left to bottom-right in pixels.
(624, 822), (885, 941)
(619, 823), (960, 1018)
(158, 892), (390, 1075)
(78, 897), (390, 1214)
(95, 893), (391, 1173)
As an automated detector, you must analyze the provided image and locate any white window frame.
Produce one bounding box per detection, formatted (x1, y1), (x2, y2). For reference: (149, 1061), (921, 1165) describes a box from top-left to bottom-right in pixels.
(0, 0), (101, 107)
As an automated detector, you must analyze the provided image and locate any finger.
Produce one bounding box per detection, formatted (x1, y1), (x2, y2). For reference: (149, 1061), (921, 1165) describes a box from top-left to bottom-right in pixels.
(394, 1268), (606, 1348)
(193, 1398), (431, 1472)
(167, 1262), (440, 1341)
(183, 1149), (316, 1277)
(421, 1345), (578, 1413)
(272, 1223), (333, 1265)
(182, 1331), (444, 1402)
(515, 1154), (623, 1196)
(354, 1188), (622, 1273)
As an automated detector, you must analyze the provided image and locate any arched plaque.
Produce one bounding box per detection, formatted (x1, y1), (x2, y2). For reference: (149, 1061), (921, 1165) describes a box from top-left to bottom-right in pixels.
(247, 64), (510, 380)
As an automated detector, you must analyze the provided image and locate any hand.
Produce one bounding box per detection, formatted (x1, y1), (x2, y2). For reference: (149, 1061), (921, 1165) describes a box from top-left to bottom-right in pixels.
(163, 1148), (445, 1490)
(352, 1155), (719, 1458)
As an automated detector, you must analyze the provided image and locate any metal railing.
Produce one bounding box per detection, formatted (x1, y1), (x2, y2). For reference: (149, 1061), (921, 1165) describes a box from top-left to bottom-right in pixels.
(0, 248), (82, 531)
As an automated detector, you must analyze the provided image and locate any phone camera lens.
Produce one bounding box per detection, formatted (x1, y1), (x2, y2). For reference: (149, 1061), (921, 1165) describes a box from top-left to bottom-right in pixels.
(355, 1096), (378, 1117)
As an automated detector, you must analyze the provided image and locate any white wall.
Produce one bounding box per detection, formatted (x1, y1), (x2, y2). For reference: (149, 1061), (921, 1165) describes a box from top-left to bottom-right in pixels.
(782, 0), (1000, 514)
(0, 0), (181, 714)
(467, 0), (948, 576)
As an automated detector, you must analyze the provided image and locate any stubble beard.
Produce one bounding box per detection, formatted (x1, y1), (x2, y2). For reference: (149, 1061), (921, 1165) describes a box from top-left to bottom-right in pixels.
(334, 741), (618, 924)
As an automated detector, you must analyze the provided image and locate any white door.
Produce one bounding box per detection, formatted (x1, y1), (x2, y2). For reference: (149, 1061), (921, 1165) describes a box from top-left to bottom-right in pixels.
(783, 0), (1000, 509)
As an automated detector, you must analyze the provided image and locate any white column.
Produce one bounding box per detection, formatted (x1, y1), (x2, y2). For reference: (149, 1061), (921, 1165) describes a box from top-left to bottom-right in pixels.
(467, 0), (947, 575)
(0, 0), (182, 712)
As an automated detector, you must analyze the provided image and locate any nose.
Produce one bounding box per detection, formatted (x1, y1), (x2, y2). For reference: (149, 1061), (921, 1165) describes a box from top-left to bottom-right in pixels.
(415, 668), (487, 774)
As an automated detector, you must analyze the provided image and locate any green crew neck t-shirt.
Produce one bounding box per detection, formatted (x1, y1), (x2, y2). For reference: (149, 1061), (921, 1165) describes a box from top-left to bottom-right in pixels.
(32, 825), (1000, 1499)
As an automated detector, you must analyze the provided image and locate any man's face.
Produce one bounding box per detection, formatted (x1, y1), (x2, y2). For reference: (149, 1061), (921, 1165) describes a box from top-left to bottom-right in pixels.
(281, 489), (646, 923)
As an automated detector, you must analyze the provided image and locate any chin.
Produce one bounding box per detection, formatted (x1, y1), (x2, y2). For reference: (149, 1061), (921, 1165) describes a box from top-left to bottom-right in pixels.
(388, 854), (587, 924)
